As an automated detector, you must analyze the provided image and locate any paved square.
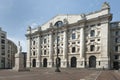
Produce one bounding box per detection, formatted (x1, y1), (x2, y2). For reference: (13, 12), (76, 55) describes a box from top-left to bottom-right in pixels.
(0, 68), (120, 80)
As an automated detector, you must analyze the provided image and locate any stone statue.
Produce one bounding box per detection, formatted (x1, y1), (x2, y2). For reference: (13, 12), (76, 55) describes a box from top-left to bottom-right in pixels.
(18, 41), (22, 53)
(64, 18), (68, 24)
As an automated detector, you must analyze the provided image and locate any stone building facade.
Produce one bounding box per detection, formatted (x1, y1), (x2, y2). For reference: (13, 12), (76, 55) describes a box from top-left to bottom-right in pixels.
(0, 28), (17, 69)
(26, 2), (119, 69)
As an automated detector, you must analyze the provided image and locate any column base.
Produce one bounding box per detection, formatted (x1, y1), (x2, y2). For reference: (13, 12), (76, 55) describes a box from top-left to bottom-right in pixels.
(26, 61), (31, 68)
(77, 58), (85, 68)
(36, 61), (41, 68)
(61, 59), (68, 68)
(99, 57), (109, 69)
(47, 59), (53, 68)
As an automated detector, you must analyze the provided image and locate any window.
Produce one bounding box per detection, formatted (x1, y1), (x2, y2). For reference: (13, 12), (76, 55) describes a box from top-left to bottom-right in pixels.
(33, 51), (35, 55)
(1, 45), (5, 49)
(115, 38), (118, 43)
(98, 39), (100, 41)
(72, 47), (76, 53)
(44, 39), (46, 44)
(54, 21), (63, 27)
(115, 46), (118, 52)
(1, 39), (5, 44)
(57, 49), (60, 54)
(90, 45), (95, 51)
(99, 61), (100, 65)
(33, 41), (35, 45)
(1, 34), (5, 38)
(115, 31), (119, 36)
(90, 30), (95, 37)
(72, 33), (76, 39)
(44, 50), (46, 55)
(114, 55), (119, 59)
(97, 23), (101, 26)
(57, 36), (60, 42)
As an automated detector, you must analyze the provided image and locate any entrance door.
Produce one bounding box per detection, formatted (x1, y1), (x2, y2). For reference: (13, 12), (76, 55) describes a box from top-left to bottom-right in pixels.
(43, 58), (47, 67)
(71, 57), (77, 67)
(32, 59), (36, 67)
(113, 62), (119, 70)
(56, 57), (61, 67)
(89, 56), (96, 68)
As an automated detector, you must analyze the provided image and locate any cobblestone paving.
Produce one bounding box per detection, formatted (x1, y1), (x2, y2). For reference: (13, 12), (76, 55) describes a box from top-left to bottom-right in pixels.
(0, 68), (120, 80)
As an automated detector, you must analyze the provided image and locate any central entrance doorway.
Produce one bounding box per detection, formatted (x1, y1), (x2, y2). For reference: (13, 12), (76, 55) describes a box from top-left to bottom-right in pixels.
(89, 56), (96, 68)
(43, 58), (47, 67)
(71, 57), (77, 67)
(32, 59), (36, 67)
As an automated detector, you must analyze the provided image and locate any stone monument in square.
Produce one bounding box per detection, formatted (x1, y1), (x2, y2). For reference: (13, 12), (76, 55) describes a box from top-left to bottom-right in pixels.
(13, 41), (28, 71)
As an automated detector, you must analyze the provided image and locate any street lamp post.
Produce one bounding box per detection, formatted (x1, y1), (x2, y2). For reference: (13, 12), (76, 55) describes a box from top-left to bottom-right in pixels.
(55, 26), (61, 72)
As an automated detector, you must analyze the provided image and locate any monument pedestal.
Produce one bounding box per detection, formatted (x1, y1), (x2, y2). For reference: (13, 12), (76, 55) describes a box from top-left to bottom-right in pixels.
(13, 41), (30, 71)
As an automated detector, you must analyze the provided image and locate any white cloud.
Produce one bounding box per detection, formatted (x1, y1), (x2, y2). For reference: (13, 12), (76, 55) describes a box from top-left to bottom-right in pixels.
(8, 37), (27, 52)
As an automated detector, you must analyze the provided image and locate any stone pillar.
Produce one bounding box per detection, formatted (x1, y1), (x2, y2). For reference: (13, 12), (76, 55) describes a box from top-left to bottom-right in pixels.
(26, 37), (31, 68)
(36, 35), (41, 67)
(61, 29), (68, 68)
(48, 31), (53, 67)
(77, 26), (85, 68)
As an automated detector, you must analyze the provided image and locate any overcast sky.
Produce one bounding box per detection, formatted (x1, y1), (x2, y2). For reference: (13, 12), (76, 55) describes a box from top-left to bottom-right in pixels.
(0, 0), (120, 52)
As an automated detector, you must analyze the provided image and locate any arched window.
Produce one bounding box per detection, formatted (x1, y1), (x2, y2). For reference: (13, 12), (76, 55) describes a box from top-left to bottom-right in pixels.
(54, 21), (63, 27)
(90, 30), (95, 37)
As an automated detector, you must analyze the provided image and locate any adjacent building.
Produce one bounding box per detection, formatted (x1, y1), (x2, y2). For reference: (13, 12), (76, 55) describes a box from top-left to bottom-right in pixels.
(26, 2), (119, 69)
(0, 27), (17, 69)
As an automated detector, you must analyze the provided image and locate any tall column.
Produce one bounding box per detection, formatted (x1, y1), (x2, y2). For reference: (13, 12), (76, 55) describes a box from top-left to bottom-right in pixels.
(61, 29), (68, 68)
(48, 31), (53, 67)
(80, 27), (85, 58)
(77, 26), (85, 68)
(63, 29), (67, 59)
(36, 35), (41, 67)
(26, 36), (31, 68)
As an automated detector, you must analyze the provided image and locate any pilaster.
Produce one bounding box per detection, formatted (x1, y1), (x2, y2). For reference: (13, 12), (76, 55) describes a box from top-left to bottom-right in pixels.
(77, 26), (85, 68)
(48, 31), (53, 67)
(61, 29), (68, 68)
(26, 36), (31, 68)
(36, 35), (41, 67)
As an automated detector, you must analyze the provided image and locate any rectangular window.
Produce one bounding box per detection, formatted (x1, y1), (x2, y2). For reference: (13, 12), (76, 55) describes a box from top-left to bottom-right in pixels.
(90, 45), (95, 51)
(44, 39), (46, 44)
(72, 33), (76, 39)
(1, 39), (5, 44)
(115, 46), (118, 52)
(72, 47), (75, 53)
(44, 50), (46, 55)
(99, 61), (100, 66)
(57, 36), (60, 42)
(114, 55), (119, 59)
(115, 31), (119, 36)
(115, 38), (118, 43)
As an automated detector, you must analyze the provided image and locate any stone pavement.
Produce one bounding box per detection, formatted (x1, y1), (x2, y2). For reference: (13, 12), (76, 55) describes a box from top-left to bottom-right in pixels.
(0, 68), (120, 80)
